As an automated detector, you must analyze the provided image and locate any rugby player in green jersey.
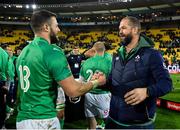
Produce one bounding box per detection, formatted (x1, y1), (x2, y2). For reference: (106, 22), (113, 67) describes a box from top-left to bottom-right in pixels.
(80, 42), (112, 129)
(0, 47), (9, 128)
(16, 10), (106, 129)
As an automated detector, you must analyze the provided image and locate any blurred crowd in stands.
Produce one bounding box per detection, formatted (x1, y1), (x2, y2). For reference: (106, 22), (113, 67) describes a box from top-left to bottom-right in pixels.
(0, 25), (180, 66)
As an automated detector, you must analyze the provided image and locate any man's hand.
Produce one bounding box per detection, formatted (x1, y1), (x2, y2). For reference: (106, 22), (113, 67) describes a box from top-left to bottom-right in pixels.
(57, 109), (65, 120)
(91, 72), (100, 80)
(124, 88), (148, 105)
(91, 72), (106, 86)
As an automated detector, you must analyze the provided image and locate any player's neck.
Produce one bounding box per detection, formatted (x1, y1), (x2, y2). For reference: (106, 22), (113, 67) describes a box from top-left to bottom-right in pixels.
(97, 51), (104, 56)
(35, 32), (50, 44)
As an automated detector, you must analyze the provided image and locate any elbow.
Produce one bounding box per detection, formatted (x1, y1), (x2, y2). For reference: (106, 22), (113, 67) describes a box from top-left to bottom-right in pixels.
(166, 79), (173, 93)
(148, 78), (173, 97)
(65, 88), (80, 98)
(159, 79), (173, 97)
(65, 90), (77, 98)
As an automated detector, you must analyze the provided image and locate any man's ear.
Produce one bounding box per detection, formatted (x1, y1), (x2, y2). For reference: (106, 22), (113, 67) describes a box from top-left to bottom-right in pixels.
(133, 27), (139, 34)
(43, 24), (49, 32)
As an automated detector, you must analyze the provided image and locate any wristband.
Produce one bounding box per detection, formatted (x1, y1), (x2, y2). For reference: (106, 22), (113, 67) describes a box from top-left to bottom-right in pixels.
(56, 103), (65, 111)
(91, 80), (99, 89)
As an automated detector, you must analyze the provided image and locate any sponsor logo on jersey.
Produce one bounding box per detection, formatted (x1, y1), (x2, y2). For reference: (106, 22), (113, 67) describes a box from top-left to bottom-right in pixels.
(53, 48), (60, 51)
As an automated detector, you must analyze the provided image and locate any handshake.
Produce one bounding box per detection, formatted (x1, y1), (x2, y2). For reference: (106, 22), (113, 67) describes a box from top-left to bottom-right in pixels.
(90, 71), (106, 89)
(70, 72), (107, 104)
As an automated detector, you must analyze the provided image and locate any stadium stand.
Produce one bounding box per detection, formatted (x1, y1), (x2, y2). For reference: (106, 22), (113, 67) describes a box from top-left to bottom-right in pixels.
(0, 0), (179, 129)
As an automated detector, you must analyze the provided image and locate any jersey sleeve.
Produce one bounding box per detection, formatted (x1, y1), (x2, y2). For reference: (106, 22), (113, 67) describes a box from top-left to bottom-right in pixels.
(45, 49), (72, 82)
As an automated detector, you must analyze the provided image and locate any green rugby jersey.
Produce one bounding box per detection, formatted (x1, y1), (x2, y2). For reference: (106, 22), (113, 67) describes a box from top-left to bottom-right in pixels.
(16, 37), (72, 122)
(7, 57), (15, 81)
(80, 52), (112, 94)
(0, 47), (8, 81)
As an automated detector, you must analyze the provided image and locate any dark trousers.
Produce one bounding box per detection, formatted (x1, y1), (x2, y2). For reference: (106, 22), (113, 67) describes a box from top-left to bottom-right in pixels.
(0, 81), (6, 128)
(6, 81), (16, 107)
(65, 95), (85, 122)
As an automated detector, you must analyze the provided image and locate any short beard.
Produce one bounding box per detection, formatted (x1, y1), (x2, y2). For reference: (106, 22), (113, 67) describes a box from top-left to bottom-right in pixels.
(50, 28), (59, 44)
(50, 34), (59, 44)
(121, 34), (133, 46)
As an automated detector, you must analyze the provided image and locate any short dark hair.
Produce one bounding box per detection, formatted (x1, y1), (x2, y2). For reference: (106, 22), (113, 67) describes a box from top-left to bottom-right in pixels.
(30, 10), (57, 33)
(123, 16), (141, 31)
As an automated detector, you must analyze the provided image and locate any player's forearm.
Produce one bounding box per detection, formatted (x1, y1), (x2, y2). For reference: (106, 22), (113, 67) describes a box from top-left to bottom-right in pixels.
(70, 81), (94, 97)
(59, 75), (103, 97)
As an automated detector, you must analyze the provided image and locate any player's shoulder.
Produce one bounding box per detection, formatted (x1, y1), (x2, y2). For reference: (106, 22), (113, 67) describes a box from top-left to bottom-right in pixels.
(51, 44), (64, 54)
(104, 52), (112, 61)
(81, 57), (94, 67)
(39, 43), (64, 58)
(0, 47), (4, 52)
(105, 52), (112, 57)
(0, 47), (8, 57)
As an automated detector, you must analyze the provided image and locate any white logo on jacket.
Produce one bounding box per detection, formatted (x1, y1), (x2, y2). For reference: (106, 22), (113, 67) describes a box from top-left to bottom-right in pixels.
(135, 55), (140, 62)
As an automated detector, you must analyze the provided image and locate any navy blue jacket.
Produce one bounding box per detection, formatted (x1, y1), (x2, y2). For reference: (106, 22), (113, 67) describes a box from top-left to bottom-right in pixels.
(108, 38), (172, 124)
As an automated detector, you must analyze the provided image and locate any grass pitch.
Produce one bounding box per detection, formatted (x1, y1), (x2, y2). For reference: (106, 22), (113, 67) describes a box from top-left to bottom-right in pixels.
(161, 74), (180, 102)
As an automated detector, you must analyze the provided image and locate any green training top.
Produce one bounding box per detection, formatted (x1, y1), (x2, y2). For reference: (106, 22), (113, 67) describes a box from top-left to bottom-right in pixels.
(16, 37), (72, 122)
(80, 52), (112, 94)
(0, 47), (8, 81)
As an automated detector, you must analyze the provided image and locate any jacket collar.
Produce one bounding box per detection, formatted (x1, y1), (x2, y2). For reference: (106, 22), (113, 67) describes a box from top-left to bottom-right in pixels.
(118, 36), (151, 61)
